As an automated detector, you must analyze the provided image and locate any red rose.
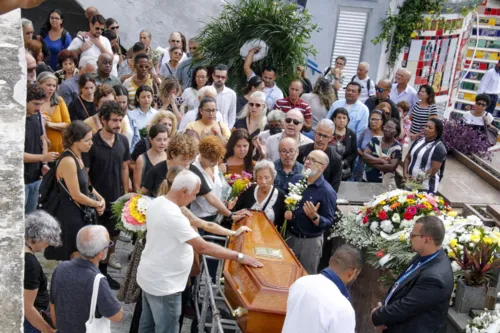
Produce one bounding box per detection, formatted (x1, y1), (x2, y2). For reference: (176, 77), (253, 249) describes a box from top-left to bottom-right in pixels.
(403, 212), (414, 220)
(376, 250), (385, 258)
(363, 215), (369, 224)
(378, 210), (388, 220)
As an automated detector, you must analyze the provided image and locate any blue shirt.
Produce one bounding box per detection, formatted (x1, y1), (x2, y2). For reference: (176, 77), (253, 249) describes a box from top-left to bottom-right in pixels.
(274, 160), (304, 193)
(43, 33), (72, 70)
(58, 75), (79, 106)
(326, 99), (369, 137)
(288, 174), (337, 237)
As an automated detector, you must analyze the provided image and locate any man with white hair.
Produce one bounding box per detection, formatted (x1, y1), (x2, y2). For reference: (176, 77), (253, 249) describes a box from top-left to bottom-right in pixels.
(25, 51), (37, 84)
(284, 150), (337, 274)
(257, 109), (285, 142)
(137, 170), (262, 333)
(57, 56), (97, 106)
(261, 108), (313, 162)
(351, 62), (375, 103)
(159, 32), (187, 77)
(390, 68), (418, 111)
(178, 86), (223, 131)
(49, 225), (123, 333)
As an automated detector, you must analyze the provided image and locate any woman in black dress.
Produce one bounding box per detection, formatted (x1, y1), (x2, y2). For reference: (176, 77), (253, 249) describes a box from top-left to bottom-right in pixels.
(68, 73), (97, 121)
(330, 107), (358, 180)
(44, 121), (105, 260)
(24, 210), (61, 333)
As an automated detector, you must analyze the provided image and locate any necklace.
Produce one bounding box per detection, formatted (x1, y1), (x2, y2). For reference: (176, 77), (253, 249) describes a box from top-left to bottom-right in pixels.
(25, 242), (34, 254)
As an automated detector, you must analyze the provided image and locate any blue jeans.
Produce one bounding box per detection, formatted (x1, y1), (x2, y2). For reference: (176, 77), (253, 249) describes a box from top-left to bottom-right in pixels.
(24, 318), (41, 333)
(25, 179), (42, 214)
(486, 94), (499, 116)
(139, 290), (182, 333)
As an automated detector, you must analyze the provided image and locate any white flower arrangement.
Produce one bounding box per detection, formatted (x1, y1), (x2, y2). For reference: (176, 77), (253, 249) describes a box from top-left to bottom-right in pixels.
(466, 302), (500, 333)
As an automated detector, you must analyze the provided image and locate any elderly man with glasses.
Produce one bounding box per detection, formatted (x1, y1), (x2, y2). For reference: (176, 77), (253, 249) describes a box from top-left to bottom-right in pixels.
(260, 108), (313, 162)
(284, 149), (337, 274)
(274, 137), (304, 192)
(365, 79), (400, 120)
(159, 32), (187, 76)
(49, 225), (123, 333)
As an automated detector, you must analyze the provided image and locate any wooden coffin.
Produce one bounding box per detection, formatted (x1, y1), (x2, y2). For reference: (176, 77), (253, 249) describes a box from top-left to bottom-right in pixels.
(223, 211), (307, 333)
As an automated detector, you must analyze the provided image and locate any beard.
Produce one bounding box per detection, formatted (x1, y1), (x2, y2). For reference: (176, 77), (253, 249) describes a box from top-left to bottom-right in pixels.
(214, 81), (224, 89)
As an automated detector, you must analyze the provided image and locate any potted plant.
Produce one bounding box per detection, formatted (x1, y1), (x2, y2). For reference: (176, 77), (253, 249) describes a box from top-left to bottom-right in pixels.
(447, 224), (500, 314)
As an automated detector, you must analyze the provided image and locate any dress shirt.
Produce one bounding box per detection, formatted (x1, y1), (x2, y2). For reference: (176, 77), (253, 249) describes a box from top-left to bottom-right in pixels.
(327, 99), (369, 137)
(274, 160), (304, 193)
(265, 133), (313, 163)
(128, 107), (158, 130)
(57, 75), (79, 106)
(477, 67), (500, 94)
(92, 73), (121, 87)
(390, 83), (418, 111)
(282, 271), (355, 333)
(215, 85), (237, 128)
(287, 174), (336, 237)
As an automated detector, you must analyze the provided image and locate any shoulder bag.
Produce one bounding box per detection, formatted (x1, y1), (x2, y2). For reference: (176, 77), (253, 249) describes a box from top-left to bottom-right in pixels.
(85, 274), (111, 333)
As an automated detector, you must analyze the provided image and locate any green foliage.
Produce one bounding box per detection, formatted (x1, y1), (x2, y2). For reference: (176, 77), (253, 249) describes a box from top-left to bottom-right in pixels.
(196, 0), (319, 93)
(373, 0), (480, 68)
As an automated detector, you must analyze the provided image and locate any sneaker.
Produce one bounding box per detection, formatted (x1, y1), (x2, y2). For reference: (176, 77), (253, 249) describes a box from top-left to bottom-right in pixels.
(119, 232), (132, 243)
(108, 253), (122, 270)
(106, 274), (121, 290)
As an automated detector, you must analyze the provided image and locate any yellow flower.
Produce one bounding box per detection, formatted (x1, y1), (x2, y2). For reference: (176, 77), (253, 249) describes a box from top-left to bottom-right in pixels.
(417, 194), (425, 199)
(407, 199), (416, 205)
(448, 211), (458, 217)
(450, 239), (458, 248)
(399, 233), (406, 242)
(389, 197), (397, 202)
(424, 202), (432, 209)
(285, 198), (296, 206)
(411, 32), (418, 38)
(483, 237), (494, 245)
(380, 201), (387, 205)
(448, 250), (456, 258)
(470, 234), (481, 243)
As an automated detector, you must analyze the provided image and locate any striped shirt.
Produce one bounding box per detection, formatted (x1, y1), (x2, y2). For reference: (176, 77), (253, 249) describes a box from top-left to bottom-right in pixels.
(274, 98), (312, 120)
(410, 102), (438, 134)
(407, 138), (447, 194)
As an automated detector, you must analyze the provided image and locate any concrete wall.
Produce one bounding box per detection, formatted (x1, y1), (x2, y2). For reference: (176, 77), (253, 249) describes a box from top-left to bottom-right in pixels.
(76, 0), (229, 50)
(306, 0), (394, 82)
(0, 9), (27, 333)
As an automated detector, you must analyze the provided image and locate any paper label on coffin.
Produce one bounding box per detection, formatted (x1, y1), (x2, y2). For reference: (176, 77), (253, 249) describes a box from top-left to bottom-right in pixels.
(223, 211), (307, 333)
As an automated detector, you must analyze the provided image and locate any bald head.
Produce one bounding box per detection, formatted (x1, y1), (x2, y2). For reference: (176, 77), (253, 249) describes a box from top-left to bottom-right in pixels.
(279, 137), (299, 151)
(197, 86), (217, 100)
(395, 68), (412, 85)
(169, 32), (182, 49)
(85, 6), (99, 20)
(376, 79), (392, 100)
(97, 53), (113, 76)
(311, 149), (329, 165)
(26, 52), (36, 84)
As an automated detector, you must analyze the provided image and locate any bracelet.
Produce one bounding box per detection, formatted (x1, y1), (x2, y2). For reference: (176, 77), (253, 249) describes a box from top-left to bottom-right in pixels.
(230, 230), (236, 237)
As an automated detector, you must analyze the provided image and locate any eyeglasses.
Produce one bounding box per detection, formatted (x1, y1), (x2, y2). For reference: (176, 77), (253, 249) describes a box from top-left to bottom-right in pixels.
(370, 118), (382, 122)
(279, 149), (296, 155)
(202, 108), (217, 114)
(476, 102), (488, 107)
(99, 240), (114, 253)
(314, 131), (332, 140)
(94, 27), (103, 31)
(383, 125), (397, 131)
(110, 26), (119, 30)
(285, 118), (302, 125)
(248, 102), (262, 108)
(25, 31), (35, 35)
(27, 67), (36, 73)
(335, 61), (345, 66)
(214, 75), (227, 80)
(305, 156), (326, 165)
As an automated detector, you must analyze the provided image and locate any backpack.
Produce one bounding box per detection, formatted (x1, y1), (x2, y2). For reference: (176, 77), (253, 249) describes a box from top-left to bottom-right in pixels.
(37, 160), (62, 215)
(351, 75), (371, 93)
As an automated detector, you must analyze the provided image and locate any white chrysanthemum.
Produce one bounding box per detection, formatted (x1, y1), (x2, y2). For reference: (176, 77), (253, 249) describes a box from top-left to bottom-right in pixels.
(459, 234), (470, 243)
(370, 222), (379, 233)
(451, 261), (461, 273)
(400, 219), (414, 228)
(380, 220), (394, 234)
(392, 214), (401, 224)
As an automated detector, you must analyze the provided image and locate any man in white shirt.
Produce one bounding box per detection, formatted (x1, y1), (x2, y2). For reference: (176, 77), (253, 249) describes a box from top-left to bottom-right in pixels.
(213, 64), (237, 128)
(261, 109), (313, 162)
(389, 68), (418, 111)
(137, 170), (262, 333)
(477, 60), (500, 116)
(282, 244), (363, 333)
(351, 62), (375, 103)
(67, 15), (113, 67)
(158, 32), (188, 77)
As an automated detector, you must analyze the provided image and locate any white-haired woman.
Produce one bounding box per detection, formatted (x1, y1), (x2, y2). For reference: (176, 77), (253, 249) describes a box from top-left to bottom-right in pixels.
(231, 160), (286, 230)
(233, 91), (268, 138)
(24, 210), (61, 333)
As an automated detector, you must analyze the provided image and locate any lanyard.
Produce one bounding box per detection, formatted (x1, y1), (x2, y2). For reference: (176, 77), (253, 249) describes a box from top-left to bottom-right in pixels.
(384, 250), (440, 305)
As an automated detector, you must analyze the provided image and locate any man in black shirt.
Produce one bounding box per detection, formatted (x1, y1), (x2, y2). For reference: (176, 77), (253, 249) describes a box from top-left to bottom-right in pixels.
(83, 101), (130, 289)
(24, 84), (58, 213)
(298, 119), (342, 193)
(365, 79), (400, 121)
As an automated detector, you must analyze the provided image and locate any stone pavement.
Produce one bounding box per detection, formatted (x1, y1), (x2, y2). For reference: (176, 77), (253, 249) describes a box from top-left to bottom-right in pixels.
(37, 239), (193, 333)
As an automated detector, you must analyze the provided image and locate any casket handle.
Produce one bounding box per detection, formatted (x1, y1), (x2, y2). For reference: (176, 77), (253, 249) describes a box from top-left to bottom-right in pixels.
(232, 307), (248, 318)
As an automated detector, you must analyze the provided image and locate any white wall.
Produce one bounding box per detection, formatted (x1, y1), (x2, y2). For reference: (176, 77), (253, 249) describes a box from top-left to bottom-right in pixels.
(76, 0), (228, 49)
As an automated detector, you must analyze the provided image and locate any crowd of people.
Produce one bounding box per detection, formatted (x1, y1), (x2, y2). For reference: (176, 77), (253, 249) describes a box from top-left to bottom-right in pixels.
(20, 4), (493, 333)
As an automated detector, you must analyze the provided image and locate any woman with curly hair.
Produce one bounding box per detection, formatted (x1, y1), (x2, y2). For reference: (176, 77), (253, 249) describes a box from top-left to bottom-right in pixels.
(223, 128), (255, 175)
(157, 75), (183, 121)
(54, 50), (78, 84)
(301, 78), (336, 129)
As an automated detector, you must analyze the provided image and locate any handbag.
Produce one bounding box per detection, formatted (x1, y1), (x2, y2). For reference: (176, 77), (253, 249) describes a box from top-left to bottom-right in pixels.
(485, 125), (498, 147)
(85, 274), (112, 333)
(59, 180), (98, 225)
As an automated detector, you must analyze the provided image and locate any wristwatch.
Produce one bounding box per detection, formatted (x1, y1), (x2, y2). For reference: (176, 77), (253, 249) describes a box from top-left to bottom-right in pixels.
(312, 215), (320, 221)
(237, 253), (244, 262)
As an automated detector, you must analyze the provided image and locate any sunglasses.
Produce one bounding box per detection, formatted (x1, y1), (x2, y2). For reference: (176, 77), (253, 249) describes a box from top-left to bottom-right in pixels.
(110, 26), (119, 30)
(94, 27), (103, 31)
(476, 102), (488, 107)
(285, 118), (302, 125)
(248, 102), (262, 108)
(214, 75), (227, 80)
(375, 86), (388, 93)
